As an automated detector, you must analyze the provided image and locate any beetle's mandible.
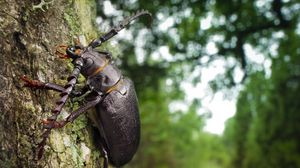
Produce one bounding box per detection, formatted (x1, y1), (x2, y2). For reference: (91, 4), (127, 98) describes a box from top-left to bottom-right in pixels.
(21, 10), (152, 167)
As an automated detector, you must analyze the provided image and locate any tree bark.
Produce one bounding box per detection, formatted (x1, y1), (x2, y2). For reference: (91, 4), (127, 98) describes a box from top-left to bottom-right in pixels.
(0, 0), (104, 167)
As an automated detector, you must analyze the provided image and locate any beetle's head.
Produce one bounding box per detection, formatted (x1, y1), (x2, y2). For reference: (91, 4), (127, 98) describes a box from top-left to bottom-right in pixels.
(56, 45), (83, 60)
(66, 45), (82, 59)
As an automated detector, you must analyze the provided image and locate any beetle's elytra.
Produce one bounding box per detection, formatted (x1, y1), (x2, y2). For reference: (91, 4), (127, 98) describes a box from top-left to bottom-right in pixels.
(21, 10), (152, 167)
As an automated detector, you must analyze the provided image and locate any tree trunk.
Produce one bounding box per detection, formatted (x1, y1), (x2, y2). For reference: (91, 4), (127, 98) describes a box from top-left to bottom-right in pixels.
(0, 0), (104, 167)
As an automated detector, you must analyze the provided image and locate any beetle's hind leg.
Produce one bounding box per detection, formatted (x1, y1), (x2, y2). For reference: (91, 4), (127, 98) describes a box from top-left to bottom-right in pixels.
(21, 75), (64, 92)
(42, 93), (103, 129)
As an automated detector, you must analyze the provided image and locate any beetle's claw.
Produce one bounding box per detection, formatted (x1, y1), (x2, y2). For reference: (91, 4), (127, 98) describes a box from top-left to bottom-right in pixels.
(41, 119), (53, 129)
(55, 45), (69, 59)
(21, 75), (45, 89)
(37, 144), (45, 160)
(41, 119), (49, 124)
(42, 119), (66, 129)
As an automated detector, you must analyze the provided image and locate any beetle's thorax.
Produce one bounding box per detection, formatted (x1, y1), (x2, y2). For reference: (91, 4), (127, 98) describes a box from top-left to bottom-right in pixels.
(80, 48), (122, 93)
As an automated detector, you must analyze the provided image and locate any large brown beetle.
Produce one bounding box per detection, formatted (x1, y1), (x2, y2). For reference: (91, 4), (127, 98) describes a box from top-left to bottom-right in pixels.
(21, 10), (152, 167)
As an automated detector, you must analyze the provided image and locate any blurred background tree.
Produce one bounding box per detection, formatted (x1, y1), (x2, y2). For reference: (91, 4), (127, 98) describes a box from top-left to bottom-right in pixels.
(96, 0), (300, 167)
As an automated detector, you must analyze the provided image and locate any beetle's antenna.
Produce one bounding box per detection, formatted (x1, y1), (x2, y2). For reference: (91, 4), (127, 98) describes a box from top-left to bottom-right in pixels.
(89, 9), (152, 48)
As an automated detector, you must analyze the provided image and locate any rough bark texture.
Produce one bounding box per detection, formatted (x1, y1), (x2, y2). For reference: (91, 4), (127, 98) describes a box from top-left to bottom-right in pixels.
(0, 0), (104, 167)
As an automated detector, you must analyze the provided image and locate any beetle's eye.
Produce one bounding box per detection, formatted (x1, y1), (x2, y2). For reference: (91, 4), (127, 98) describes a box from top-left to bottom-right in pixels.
(84, 58), (94, 67)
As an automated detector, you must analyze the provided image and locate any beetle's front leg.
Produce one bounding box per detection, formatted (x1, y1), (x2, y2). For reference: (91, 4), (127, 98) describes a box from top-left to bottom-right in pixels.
(42, 93), (103, 129)
(70, 85), (90, 98)
(21, 75), (90, 98)
(21, 75), (64, 92)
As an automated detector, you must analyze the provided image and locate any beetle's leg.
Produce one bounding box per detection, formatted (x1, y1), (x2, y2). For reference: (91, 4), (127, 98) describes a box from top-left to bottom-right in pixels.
(70, 85), (90, 98)
(21, 75), (90, 97)
(42, 93), (103, 129)
(21, 75), (64, 92)
(101, 147), (109, 168)
(37, 59), (84, 160)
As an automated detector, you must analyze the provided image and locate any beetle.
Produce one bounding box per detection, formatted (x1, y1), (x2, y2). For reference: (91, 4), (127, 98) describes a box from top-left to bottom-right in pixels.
(21, 10), (152, 167)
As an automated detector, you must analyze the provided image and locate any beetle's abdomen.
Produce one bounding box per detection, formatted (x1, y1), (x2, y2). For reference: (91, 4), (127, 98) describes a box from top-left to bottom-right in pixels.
(95, 78), (140, 166)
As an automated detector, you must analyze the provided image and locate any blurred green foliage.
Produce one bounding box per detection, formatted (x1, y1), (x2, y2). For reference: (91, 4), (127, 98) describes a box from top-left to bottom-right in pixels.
(96, 0), (300, 167)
